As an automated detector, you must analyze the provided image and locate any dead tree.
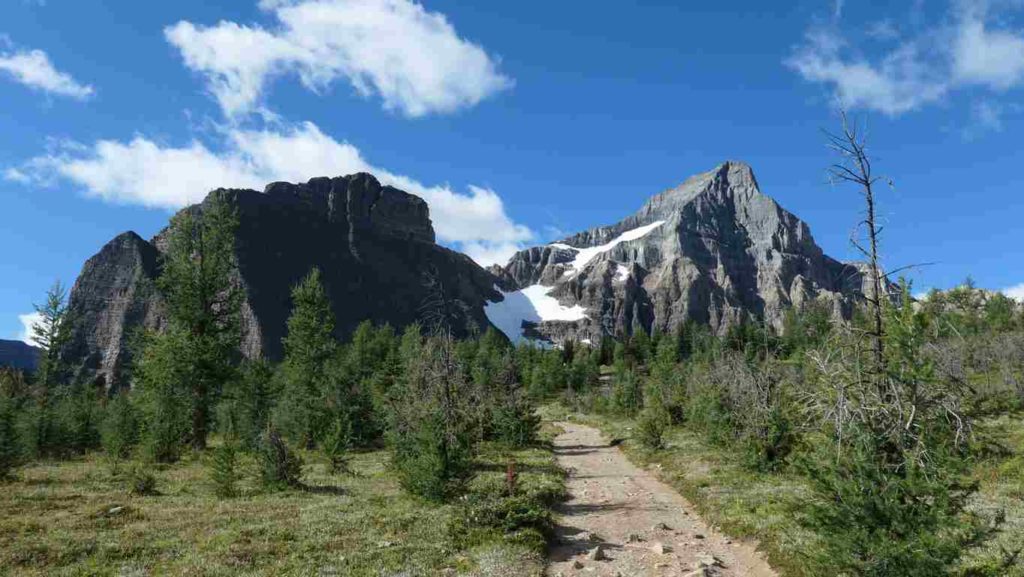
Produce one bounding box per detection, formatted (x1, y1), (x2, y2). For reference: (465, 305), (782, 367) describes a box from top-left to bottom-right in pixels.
(825, 111), (889, 382)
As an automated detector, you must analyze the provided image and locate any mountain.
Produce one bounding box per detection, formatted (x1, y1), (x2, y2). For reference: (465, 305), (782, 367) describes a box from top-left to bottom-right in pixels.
(59, 173), (500, 390)
(59, 163), (870, 388)
(0, 339), (42, 372)
(485, 161), (868, 344)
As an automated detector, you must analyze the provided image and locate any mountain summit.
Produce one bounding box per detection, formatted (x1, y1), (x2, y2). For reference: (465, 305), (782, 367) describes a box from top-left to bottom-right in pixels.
(486, 161), (867, 343)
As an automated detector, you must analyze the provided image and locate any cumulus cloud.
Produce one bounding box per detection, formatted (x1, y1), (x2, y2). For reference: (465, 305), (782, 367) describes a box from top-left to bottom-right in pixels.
(6, 121), (532, 266)
(0, 45), (94, 99)
(1003, 282), (1024, 301)
(165, 0), (512, 118)
(787, 0), (1024, 117)
(17, 312), (42, 346)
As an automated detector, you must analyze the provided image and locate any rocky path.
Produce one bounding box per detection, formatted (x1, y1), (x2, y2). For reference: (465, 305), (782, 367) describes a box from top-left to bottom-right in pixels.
(547, 422), (777, 577)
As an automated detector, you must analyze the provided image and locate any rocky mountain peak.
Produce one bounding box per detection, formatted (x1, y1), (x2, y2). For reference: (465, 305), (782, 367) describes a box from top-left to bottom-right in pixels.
(487, 162), (867, 344)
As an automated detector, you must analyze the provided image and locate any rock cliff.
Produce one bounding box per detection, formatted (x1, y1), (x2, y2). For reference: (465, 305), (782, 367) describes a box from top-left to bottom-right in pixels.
(61, 173), (499, 389)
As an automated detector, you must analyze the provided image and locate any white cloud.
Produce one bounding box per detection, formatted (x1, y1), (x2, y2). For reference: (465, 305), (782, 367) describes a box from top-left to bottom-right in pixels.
(952, 12), (1024, 89)
(788, 0), (1024, 117)
(1003, 282), (1024, 301)
(6, 121), (532, 266)
(17, 312), (42, 346)
(0, 46), (94, 100)
(786, 28), (948, 116)
(165, 0), (512, 118)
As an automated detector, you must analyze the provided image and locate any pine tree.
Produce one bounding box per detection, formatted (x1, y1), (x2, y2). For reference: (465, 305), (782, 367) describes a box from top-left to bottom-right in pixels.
(155, 192), (241, 451)
(27, 281), (72, 457)
(275, 268), (336, 449)
(0, 396), (21, 481)
(218, 359), (277, 449)
(209, 440), (240, 498)
(32, 281), (71, 389)
(135, 327), (193, 462)
(101, 391), (139, 462)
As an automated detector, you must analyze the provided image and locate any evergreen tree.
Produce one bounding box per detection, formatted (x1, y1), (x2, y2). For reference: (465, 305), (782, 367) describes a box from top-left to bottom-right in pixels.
(208, 440), (240, 498)
(135, 327), (193, 462)
(275, 268), (336, 449)
(146, 192), (241, 451)
(0, 395), (20, 481)
(101, 391), (139, 462)
(218, 359), (277, 449)
(387, 332), (475, 500)
(25, 281), (72, 457)
(32, 280), (71, 389)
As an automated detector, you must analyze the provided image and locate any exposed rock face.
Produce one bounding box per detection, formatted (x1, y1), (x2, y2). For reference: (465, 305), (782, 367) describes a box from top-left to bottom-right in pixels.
(62, 173), (500, 389)
(487, 162), (867, 344)
(0, 339), (42, 372)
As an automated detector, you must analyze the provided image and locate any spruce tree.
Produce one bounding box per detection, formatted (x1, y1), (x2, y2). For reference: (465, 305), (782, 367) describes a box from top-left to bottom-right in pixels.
(154, 192), (241, 451)
(275, 268), (336, 449)
(101, 391), (139, 462)
(0, 396), (20, 481)
(27, 281), (72, 457)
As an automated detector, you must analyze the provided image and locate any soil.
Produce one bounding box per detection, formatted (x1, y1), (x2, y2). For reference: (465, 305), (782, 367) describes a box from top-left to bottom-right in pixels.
(546, 422), (778, 577)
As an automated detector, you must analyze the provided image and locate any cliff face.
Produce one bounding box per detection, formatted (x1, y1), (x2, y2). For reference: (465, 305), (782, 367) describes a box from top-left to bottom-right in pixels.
(62, 173), (500, 389)
(486, 162), (867, 344)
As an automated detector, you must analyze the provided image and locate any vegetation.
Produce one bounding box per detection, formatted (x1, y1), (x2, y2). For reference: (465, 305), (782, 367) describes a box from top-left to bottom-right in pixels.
(0, 198), (560, 574)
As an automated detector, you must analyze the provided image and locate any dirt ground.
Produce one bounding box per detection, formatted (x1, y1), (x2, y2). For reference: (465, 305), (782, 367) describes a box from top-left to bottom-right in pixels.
(547, 422), (778, 577)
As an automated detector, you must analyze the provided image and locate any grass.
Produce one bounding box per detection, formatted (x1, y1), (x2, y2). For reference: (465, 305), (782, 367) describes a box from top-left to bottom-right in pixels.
(551, 404), (1024, 577)
(0, 427), (565, 577)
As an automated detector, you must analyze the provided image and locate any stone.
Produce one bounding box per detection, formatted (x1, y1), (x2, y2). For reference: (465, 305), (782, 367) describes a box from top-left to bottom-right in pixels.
(627, 533), (645, 543)
(572, 560), (584, 569)
(653, 522), (671, 531)
(650, 542), (672, 555)
(59, 174), (500, 389)
(587, 545), (607, 561)
(694, 552), (723, 568)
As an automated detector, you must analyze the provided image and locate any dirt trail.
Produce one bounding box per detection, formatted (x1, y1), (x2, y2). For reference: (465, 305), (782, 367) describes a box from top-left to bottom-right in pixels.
(547, 422), (777, 577)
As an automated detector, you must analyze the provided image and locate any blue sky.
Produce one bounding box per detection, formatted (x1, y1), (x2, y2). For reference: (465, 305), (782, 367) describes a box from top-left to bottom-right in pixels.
(3, 0), (1024, 343)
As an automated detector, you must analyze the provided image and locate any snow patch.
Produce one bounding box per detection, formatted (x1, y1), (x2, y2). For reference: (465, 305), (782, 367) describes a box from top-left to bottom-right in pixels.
(615, 263), (630, 282)
(484, 284), (587, 343)
(551, 221), (665, 276)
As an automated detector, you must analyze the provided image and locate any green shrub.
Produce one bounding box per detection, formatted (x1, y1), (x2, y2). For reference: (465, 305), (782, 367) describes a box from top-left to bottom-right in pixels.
(257, 429), (303, 491)
(320, 417), (352, 474)
(636, 405), (670, 450)
(127, 466), (158, 496)
(492, 401), (540, 448)
(208, 441), (240, 498)
(392, 415), (472, 500)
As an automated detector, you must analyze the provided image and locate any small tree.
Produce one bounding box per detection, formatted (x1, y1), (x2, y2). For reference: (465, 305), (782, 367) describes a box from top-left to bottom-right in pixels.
(218, 359), (277, 450)
(135, 327), (193, 462)
(257, 428), (303, 491)
(208, 440), (240, 498)
(275, 268), (336, 449)
(0, 395), (21, 481)
(32, 281), (71, 389)
(101, 391), (139, 467)
(387, 332), (475, 500)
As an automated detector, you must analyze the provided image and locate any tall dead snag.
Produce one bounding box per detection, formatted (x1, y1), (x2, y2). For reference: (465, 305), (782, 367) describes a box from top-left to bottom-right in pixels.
(825, 111), (888, 381)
